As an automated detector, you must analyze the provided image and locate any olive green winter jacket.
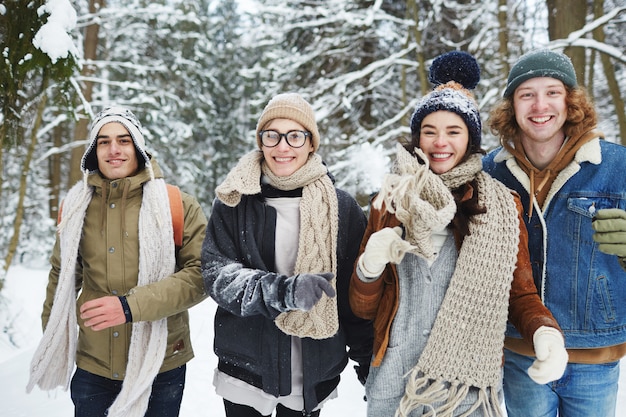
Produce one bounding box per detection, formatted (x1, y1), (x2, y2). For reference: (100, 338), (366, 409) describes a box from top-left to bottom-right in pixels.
(42, 160), (207, 380)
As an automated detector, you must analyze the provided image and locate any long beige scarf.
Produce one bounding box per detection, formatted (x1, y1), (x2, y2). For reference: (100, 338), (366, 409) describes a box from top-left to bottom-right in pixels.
(376, 145), (519, 417)
(216, 151), (339, 339)
(27, 175), (175, 417)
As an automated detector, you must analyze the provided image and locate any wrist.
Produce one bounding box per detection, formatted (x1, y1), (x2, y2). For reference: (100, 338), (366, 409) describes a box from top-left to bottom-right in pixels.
(118, 296), (133, 323)
(358, 254), (384, 279)
(533, 326), (563, 344)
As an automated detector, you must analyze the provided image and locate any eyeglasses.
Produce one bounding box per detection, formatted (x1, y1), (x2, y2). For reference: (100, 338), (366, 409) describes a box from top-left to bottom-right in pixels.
(259, 130), (311, 148)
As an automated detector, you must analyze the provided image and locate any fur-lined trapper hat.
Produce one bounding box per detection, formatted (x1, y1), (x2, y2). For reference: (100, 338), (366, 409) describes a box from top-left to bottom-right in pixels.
(81, 106), (151, 174)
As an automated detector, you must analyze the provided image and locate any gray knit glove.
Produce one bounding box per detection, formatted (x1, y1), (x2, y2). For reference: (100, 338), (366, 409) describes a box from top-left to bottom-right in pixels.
(285, 273), (336, 311)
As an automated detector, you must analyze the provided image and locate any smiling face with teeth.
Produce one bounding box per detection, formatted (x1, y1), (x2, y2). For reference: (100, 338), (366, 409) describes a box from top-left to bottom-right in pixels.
(261, 118), (314, 177)
(418, 110), (470, 174)
(96, 122), (140, 180)
(513, 77), (568, 151)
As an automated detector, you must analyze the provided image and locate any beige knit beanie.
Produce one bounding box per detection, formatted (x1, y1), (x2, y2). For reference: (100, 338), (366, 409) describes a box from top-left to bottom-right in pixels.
(255, 93), (320, 151)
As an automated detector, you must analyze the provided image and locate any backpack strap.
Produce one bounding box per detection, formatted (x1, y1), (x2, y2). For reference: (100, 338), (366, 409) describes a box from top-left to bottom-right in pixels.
(166, 184), (184, 247)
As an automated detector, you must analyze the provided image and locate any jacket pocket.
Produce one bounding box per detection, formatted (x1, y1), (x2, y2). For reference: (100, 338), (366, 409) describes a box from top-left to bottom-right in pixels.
(567, 195), (624, 218)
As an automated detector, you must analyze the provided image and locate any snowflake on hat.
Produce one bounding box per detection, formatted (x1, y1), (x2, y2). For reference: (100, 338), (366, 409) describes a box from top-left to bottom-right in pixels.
(410, 51), (483, 152)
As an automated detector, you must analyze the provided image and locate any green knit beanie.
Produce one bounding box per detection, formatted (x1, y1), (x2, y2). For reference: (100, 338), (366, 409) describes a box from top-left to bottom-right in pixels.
(503, 49), (577, 97)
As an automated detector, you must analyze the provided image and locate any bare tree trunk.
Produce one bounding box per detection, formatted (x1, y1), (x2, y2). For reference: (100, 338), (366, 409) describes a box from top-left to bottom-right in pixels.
(592, 0), (626, 144)
(3, 78), (49, 277)
(546, 0), (587, 87)
(407, 0), (427, 97)
(497, 0), (510, 77)
(49, 124), (63, 220)
(68, 0), (103, 187)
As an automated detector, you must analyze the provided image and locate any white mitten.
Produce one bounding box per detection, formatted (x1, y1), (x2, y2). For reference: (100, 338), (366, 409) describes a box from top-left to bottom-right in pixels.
(527, 326), (568, 384)
(358, 226), (413, 278)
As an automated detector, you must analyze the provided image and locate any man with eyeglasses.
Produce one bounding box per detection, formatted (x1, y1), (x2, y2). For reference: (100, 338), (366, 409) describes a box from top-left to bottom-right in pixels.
(202, 93), (373, 417)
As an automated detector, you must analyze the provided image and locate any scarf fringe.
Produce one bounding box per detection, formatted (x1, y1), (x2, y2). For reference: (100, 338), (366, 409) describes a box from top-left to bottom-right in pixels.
(396, 373), (504, 417)
(373, 145), (456, 260)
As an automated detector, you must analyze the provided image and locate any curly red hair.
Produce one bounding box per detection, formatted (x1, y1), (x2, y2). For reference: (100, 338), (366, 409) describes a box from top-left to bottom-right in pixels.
(488, 85), (598, 147)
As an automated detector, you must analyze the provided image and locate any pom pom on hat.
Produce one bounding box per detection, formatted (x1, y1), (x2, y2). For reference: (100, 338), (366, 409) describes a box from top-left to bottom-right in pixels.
(410, 51), (482, 151)
(256, 93), (320, 152)
(429, 50), (480, 89)
(503, 49), (577, 97)
(81, 106), (150, 173)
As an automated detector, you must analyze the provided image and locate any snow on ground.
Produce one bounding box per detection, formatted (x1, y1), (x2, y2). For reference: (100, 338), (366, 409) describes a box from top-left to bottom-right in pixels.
(1, 264), (624, 416)
(0, 265), (366, 416)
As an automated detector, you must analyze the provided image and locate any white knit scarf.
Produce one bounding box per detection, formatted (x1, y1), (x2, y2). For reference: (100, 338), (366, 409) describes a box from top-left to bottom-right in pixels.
(27, 174), (175, 417)
(216, 150), (339, 339)
(377, 145), (519, 417)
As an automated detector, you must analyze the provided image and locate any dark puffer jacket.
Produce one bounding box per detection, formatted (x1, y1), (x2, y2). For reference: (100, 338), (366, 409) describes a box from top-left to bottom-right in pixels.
(202, 185), (373, 414)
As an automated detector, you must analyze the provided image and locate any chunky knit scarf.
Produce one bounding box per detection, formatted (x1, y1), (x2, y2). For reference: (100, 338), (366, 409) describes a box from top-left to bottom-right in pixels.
(373, 145), (456, 259)
(27, 174), (175, 417)
(216, 151), (339, 339)
(377, 145), (519, 417)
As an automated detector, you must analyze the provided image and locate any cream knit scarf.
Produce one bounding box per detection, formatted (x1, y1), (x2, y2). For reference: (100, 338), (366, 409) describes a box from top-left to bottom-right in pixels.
(372, 145), (456, 259)
(377, 145), (519, 417)
(27, 174), (175, 417)
(216, 150), (339, 339)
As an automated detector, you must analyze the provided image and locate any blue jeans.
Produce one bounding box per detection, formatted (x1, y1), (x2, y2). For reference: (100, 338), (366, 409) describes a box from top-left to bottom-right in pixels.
(70, 365), (186, 417)
(503, 349), (619, 417)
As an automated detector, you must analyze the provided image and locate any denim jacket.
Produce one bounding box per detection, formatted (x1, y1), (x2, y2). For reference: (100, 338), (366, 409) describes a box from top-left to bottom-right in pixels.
(483, 138), (626, 349)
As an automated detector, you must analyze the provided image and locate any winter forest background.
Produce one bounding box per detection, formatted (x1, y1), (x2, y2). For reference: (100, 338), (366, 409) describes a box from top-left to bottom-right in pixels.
(0, 0), (626, 411)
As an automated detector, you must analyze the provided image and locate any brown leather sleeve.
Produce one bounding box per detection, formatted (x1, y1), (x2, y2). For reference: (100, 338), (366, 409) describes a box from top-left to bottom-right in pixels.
(348, 203), (399, 320)
(348, 202), (404, 366)
(508, 194), (563, 343)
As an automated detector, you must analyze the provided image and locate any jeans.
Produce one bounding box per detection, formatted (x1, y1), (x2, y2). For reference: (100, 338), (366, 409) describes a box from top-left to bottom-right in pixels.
(223, 399), (321, 417)
(70, 365), (186, 417)
(503, 349), (619, 417)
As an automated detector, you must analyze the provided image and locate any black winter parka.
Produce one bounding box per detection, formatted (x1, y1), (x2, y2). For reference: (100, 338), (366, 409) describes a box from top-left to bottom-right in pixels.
(201, 185), (372, 414)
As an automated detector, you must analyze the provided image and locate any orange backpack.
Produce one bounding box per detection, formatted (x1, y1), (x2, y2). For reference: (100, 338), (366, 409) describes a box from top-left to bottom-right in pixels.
(57, 184), (184, 247)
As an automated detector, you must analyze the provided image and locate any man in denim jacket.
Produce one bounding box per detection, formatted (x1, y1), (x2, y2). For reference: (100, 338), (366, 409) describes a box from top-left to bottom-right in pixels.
(483, 49), (626, 417)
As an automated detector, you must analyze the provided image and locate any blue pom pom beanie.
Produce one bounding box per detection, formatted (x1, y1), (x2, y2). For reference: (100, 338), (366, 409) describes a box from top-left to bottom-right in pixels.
(410, 51), (482, 151)
(503, 49), (577, 97)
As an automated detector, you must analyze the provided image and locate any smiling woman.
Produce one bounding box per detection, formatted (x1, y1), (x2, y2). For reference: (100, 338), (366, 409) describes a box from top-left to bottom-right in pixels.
(349, 51), (567, 417)
(417, 111), (469, 175)
(201, 92), (372, 417)
(259, 118), (314, 177)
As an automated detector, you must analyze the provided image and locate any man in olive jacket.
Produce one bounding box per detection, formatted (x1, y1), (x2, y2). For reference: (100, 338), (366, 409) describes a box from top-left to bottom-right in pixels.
(27, 106), (207, 417)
